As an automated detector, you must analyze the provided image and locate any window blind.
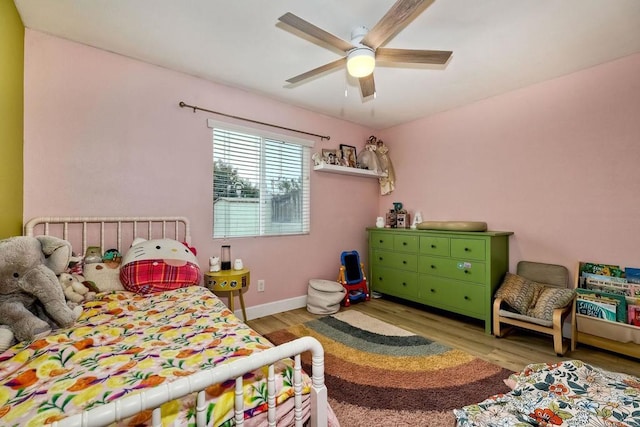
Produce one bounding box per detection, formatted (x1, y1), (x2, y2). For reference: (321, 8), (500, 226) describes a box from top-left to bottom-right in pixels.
(209, 120), (312, 238)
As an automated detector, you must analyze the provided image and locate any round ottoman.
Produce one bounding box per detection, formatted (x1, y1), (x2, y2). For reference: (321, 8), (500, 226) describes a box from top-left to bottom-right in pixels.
(307, 279), (346, 315)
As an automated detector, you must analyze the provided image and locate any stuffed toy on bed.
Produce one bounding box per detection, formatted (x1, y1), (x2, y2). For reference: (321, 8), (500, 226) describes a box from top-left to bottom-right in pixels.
(58, 272), (97, 305)
(120, 238), (201, 294)
(0, 235), (82, 351)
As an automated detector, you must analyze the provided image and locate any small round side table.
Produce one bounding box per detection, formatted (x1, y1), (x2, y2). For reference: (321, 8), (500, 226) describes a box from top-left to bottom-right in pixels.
(205, 268), (250, 321)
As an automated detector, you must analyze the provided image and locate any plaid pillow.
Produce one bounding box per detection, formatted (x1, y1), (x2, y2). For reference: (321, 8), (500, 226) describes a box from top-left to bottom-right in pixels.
(120, 259), (201, 294)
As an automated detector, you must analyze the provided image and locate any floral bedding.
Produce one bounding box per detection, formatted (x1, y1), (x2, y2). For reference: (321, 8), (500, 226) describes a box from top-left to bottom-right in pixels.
(0, 286), (311, 426)
(454, 360), (640, 427)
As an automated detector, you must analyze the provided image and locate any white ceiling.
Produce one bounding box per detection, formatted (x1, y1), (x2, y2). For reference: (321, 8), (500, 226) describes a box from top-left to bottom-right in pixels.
(14, 0), (640, 129)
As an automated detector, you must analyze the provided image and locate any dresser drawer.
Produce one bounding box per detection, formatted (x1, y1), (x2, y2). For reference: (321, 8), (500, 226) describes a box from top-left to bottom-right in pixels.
(417, 276), (451, 306)
(450, 238), (486, 261)
(371, 266), (418, 299)
(419, 255), (486, 282)
(393, 234), (419, 252)
(370, 231), (394, 250)
(372, 249), (417, 271)
(418, 276), (485, 318)
(453, 282), (486, 318)
(419, 236), (450, 257)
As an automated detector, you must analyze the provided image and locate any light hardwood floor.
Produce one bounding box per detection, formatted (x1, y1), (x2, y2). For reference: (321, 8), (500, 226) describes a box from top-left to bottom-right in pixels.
(247, 296), (639, 377)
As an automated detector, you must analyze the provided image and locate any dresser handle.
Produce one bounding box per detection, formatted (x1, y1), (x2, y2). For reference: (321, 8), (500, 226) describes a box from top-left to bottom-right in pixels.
(402, 260), (407, 264)
(378, 277), (383, 281)
(464, 247), (470, 252)
(402, 282), (407, 286)
(430, 265), (436, 269)
(430, 244), (436, 248)
(379, 257), (383, 261)
(464, 295), (469, 300)
(379, 240), (384, 244)
(464, 270), (470, 274)
(430, 288), (435, 293)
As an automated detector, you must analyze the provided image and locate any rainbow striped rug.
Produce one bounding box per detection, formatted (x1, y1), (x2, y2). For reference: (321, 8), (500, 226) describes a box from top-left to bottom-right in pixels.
(265, 311), (511, 427)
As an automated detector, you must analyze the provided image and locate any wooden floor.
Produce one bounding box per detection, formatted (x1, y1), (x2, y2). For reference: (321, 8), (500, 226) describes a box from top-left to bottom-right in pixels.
(247, 296), (640, 377)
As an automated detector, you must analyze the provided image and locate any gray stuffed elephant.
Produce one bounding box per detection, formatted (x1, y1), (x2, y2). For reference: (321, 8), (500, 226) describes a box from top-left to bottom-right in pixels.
(0, 235), (79, 343)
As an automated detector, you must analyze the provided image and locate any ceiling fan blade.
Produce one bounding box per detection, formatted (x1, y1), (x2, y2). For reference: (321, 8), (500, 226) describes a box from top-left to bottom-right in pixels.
(359, 74), (376, 98)
(286, 58), (347, 84)
(278, 12), (354, 52)
(361, 0), (433, 50)
(376, 47), (452, 64)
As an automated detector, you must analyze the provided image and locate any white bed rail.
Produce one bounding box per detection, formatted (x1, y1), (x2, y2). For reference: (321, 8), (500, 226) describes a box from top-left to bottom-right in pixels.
(52, 336), (327, 427)
(24, 216), (191, 255)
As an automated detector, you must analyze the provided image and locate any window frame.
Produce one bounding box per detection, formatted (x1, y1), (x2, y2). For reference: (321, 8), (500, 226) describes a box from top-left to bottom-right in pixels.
(208, 119), (313, 239)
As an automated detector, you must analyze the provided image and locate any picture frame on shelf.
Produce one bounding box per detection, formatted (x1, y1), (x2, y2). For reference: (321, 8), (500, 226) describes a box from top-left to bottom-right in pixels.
(340, 144), (357, 168)
(321, 149), (339, 165)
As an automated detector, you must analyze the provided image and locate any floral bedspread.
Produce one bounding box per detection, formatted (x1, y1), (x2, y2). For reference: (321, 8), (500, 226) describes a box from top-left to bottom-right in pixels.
(0, 286), (310, 426)
(454, 360), (640, 427)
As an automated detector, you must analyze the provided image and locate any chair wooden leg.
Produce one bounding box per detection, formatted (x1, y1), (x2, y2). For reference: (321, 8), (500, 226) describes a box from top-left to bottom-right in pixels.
(553, 330), (566, 356)
(493, 298), (503, 337)
(552, 309), (567, 356)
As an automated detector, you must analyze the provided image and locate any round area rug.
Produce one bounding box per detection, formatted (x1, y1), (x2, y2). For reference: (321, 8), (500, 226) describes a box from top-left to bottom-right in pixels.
(265, 310), (512, 427)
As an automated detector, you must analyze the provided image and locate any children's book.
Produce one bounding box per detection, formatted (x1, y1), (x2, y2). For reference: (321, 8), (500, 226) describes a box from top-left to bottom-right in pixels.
(583, 274), (635, 297)
(576, 288), (627, 323)
(580, 262), (624, 277)
(577, 298), (617, 322)
(583, 273), (628, 285)
(628, 304), (640, 327)
(625, 267), (640, 284)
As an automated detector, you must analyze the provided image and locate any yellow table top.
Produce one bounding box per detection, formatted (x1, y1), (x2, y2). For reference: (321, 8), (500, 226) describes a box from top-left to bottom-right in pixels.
(205, 268), (250, 291)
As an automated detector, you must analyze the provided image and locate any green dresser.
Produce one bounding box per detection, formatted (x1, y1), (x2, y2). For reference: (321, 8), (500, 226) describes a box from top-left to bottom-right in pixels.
(368, 228), (513, 334)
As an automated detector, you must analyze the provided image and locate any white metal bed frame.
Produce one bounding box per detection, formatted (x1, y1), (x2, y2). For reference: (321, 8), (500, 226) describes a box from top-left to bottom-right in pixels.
(23, 216), (328, 427)
(24, 216), (194, 256)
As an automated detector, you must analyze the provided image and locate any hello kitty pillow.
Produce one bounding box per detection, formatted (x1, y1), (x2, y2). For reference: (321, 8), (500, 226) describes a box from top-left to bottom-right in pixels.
(120, 238), (202, 294)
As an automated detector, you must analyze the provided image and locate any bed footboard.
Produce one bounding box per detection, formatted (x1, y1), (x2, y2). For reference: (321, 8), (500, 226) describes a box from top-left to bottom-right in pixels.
(53, 336), (327, 427)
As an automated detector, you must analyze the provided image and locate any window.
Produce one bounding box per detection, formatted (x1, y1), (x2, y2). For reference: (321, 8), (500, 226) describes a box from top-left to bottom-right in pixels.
(209, 119), (312, 238)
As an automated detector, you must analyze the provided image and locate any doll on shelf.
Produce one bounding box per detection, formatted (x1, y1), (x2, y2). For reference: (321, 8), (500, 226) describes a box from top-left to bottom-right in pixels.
(375, 138), (395, 195)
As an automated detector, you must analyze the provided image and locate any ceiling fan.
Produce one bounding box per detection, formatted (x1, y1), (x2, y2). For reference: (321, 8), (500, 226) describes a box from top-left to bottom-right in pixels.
(278, 0), (452, 99)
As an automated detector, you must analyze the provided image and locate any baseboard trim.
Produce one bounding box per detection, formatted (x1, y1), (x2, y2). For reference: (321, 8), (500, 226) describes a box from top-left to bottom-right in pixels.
(235, 296), (308, 321)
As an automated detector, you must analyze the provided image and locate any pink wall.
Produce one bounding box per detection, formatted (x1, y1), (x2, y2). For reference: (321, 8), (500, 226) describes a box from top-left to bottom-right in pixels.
(23, 30), (379, 311)
(23, 29), (640, 311)
(379, 53), (640, 280)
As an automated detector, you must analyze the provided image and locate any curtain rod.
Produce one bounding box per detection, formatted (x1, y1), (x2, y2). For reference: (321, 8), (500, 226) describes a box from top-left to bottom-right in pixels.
(179, 101), (330, 141)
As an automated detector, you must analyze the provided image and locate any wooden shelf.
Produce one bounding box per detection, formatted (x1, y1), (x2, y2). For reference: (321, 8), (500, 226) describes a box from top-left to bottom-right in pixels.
(313, 163), (386, 178)
(574, 261), (640, 358)
(577, 331), (640, 359)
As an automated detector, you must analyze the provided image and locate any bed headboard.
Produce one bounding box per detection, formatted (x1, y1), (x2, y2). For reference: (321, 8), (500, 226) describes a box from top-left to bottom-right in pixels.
(24, 216), (191, 256)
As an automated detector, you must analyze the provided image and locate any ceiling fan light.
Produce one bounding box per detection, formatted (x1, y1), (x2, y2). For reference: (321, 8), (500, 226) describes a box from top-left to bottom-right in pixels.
(347, 47), (375, 78)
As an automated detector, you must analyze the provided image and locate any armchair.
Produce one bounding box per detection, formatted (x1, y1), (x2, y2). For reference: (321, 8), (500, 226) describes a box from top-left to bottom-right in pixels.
(493, 261), (577, 356)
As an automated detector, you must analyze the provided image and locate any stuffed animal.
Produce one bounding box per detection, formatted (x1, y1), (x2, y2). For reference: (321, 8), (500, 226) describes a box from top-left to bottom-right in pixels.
(209, 256), (221, 272)
(0, 325), (14, 353)
(0, 235), (81, 342)
(58, 272), (97, 304)
(120, 238), (201, 294)
(102, 248), (122, 268)
(84, 246), (103, 264)
(311, 152), (322, 166)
